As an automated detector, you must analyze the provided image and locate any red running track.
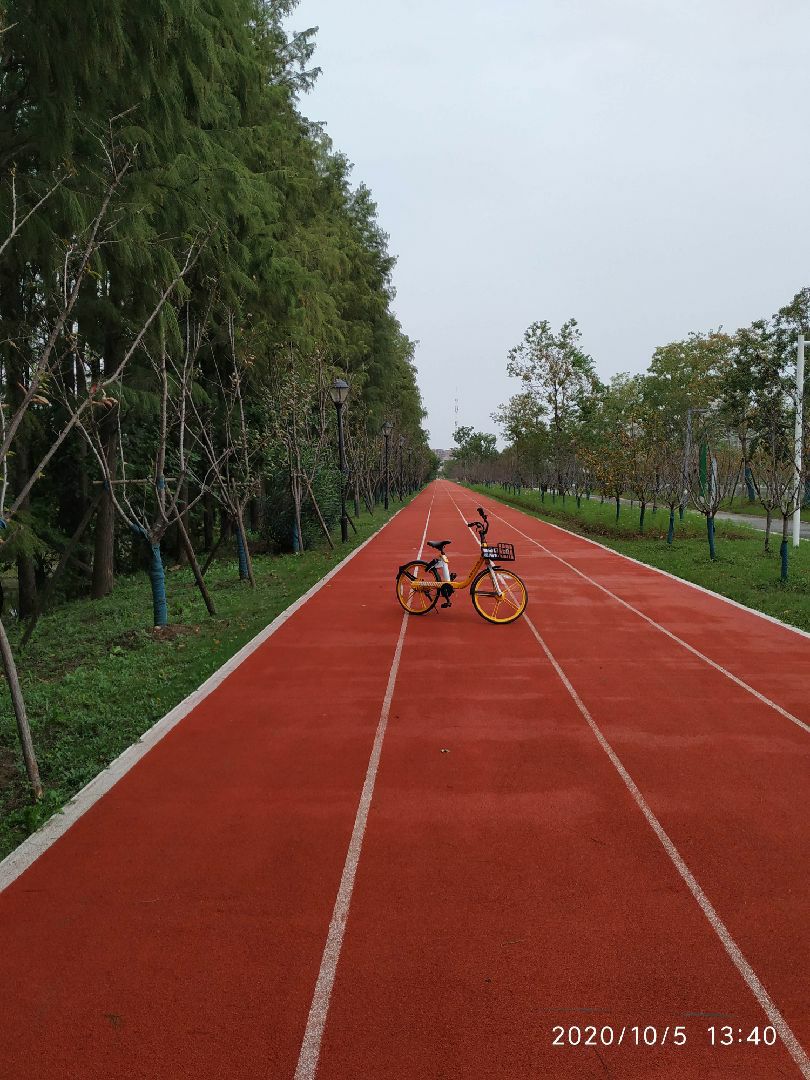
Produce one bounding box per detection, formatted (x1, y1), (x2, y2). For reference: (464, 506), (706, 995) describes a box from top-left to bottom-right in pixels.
(0, 479), (808, 1079)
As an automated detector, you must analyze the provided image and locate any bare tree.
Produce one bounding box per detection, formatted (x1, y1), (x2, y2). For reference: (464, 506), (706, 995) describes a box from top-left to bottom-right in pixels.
(266, 347), (334, 553)
(749, 398), (806, 579)
(688, 418), (739, 560)
(79, 313), (216, 626)
(0, 147), (203, 796)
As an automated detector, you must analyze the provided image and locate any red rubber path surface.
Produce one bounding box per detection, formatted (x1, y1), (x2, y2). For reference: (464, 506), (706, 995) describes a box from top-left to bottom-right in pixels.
(1, 479), (808, 1078)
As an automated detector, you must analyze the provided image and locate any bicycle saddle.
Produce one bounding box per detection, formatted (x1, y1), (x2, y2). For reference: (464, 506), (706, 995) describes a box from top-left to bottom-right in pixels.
(427, 539), (451, 552)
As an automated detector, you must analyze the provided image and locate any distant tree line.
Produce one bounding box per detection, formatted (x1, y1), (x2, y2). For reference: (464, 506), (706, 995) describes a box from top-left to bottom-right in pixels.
(446, 292), (810, 572)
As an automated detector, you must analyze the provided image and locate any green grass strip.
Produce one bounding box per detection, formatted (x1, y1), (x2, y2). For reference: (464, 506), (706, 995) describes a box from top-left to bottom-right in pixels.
(0, 501), (409, 861)
(469, 484), (810, 634)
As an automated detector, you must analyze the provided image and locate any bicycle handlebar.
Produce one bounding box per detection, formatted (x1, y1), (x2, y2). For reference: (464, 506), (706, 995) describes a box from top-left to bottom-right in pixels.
(466, 508), (490, 539)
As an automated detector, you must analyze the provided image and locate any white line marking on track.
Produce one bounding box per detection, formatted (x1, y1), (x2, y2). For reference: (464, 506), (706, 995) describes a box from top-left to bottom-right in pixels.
(293, 492), (435, 1080)
(0, 504), (411, 895)
(523, 612), (810, 1079)
(505, 492), (810, 642)
(467, 490), (810, 737)
(445, 484), (810, 1074)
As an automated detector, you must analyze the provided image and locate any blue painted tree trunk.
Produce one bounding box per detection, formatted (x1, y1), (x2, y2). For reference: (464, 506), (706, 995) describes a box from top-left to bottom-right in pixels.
(149, 542), (168, 626)
(236, 525), (249, 580)
(292, 521), (302, 554)
(707, 515), (716, 560)
(780, 538), (788, 581)
(744, 464), (756, 502)
(615, 496), (620, 522)
(667, 508), (675, 545)
(639, 503), (645, 532)
(679, 504), (685, 522)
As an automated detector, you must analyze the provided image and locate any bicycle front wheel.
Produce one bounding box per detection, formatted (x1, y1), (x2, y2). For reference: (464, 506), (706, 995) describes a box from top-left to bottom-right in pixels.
(470, 568), (528, 624)
(396, 560), (440, 614)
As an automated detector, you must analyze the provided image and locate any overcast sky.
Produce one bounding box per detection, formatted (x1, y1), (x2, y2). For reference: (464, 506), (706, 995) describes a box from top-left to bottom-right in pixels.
(290, 0), (810, 448)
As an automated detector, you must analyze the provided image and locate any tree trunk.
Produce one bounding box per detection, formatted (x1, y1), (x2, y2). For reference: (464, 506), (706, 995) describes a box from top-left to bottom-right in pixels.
(13, 435), (38, 619)
(744, 463), (756, 502)
(91, 444), (118, 598)
(148, 541), (168, 627)
(203, 492), (215, 551)
(764, 510), (772, 553)
(667, 507), (675, 545)
(303, 474), (335, 549)
(92, 279), (125, 598)
(780, 516), (790, 581)
(2, 277), (38, 617)
(174, 479), (189, 566)
(175, 513), (216, 616)
(292, 474), (304, 554)
(21, 492), (102, 648)
(235, 508), (255, 586)
(707, 515), (716, 560)
(236, 522), (250, 578)
(0, 615), (42, 799)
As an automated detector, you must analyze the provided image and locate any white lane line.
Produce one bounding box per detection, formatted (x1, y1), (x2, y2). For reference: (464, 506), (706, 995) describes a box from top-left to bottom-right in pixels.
(461, 489), (810, 737)
(0, 503), (413, 896)
(446, 485), (810, 1076)
(293, 492), (435, 1080)
(502, 492), (810, 642)
(524, 612), (810, 1079)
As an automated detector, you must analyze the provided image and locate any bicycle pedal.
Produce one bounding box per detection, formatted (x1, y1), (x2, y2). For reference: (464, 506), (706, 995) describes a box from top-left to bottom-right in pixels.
(449, 572), (457, 581)
(440, 599), (452, 608)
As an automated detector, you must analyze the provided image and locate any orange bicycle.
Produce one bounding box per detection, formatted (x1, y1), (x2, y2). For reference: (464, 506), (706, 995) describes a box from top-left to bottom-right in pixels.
(395, 507), (528, 624)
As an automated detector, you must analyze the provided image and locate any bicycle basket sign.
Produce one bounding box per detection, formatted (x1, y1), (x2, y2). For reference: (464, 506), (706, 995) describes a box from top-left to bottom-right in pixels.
(481, 542), (515, 561)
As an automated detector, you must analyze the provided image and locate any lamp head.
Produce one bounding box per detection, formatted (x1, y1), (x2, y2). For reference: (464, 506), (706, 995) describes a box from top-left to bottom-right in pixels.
(330, 378), (349, 406)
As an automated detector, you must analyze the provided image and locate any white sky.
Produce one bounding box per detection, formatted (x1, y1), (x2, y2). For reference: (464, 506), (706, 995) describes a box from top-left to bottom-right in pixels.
(290, 0), (810, 448)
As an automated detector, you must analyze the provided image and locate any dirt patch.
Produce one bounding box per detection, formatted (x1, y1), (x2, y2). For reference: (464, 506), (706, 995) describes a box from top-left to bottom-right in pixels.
(0, 745), (19, 791)
(107, 629), (149, 652)
(148, 624), (202, 642)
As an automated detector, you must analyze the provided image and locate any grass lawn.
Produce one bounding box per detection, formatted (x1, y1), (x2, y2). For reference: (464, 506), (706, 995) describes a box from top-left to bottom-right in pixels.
(469, 485), (810, 632)
(0, 501), (407, 861)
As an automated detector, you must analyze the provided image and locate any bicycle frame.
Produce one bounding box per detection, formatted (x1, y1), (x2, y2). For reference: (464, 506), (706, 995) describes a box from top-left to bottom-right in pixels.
(412, 549), (504, 596)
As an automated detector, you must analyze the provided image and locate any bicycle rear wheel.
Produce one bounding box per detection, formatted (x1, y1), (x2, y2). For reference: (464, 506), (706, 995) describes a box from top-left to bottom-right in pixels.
(470, 568), (527, 624)
(396, 560), (440, 614)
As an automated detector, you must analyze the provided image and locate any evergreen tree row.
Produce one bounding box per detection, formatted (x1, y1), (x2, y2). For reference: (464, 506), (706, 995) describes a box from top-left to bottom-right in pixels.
(0, 0), (433, 624)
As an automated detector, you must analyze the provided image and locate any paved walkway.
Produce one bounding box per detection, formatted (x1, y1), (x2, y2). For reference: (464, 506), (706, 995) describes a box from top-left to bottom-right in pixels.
(1, 481), (808, 1078)
(714, 508), (810, 540)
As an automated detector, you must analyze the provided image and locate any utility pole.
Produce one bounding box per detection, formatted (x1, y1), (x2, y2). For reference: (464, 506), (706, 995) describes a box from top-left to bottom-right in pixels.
(794, 335), (805, 548)
(681, 407), (692, 520)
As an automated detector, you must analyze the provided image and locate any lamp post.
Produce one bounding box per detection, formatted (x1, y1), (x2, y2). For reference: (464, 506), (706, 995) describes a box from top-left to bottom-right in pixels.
(794, 335), (805, 548)
(330, 378), (350, 542)
(398, 435), (405, 501)
(382, 420), (392, 510)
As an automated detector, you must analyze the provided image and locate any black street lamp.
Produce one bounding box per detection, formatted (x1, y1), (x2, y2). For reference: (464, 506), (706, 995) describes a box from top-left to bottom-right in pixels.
(382, 420), (392, 510)
(398, 435), (405, 501)
(330, 377), (350, 542)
